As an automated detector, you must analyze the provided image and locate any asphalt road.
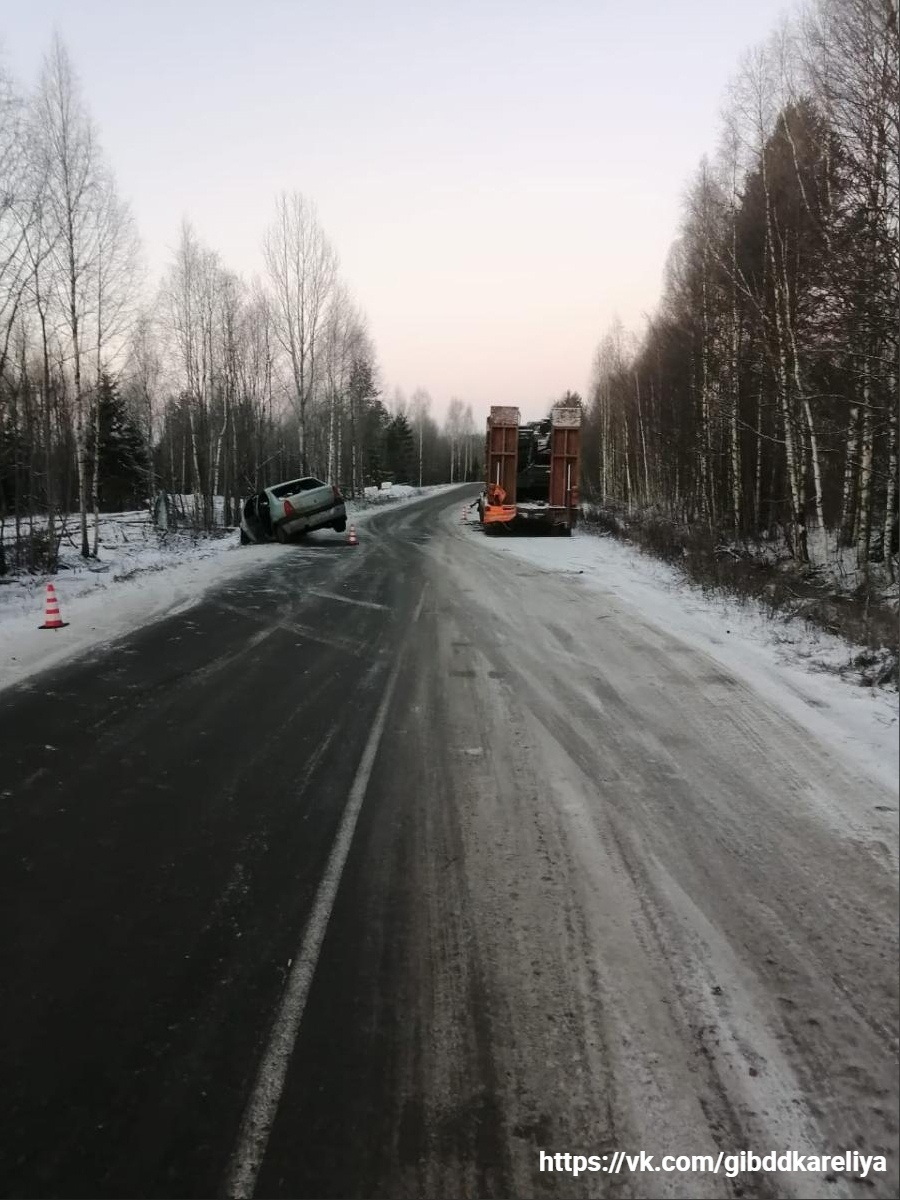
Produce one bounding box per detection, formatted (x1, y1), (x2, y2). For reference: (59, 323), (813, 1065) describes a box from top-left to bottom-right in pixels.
(0, 488), (897, 1200)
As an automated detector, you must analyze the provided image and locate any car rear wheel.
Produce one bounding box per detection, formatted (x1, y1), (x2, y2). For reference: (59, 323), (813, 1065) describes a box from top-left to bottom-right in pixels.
(333, 519), (347, 533)
(275, 525), (289, 544)
(240, 529), (251, 545)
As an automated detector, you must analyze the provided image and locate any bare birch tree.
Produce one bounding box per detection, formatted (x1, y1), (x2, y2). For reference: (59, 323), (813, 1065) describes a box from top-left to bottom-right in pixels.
(0, 62), (32, 383)
(410, 388), (432, 487)
(263, 193), (337, 474)
(88, 176), (140, 550)
(33, 34), (106, 557)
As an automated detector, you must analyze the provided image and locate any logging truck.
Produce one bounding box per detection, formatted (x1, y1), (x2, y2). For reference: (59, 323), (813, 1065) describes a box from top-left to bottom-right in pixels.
(478, 402), (581, 535)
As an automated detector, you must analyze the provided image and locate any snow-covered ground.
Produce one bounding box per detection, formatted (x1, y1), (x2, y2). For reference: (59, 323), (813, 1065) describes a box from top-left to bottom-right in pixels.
(583, 501), (897, 593)
(476, 523), (899, 795)
(0, 484), (463, 692)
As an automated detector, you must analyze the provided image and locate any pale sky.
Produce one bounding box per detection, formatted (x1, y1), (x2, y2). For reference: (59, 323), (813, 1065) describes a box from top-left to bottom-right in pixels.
(1, 0), (790, 421)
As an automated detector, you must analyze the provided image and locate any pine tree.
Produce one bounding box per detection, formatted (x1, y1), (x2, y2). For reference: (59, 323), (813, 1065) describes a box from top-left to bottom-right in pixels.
(385, 413), (415, 483)
(90, 374), (149, 511)
(362, 399), (390, 486)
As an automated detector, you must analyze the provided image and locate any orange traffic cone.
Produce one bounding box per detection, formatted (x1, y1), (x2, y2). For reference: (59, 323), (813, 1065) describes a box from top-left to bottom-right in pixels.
(347, 524), (358, 546)
(39, 582), (68, 630)
(461, 506), (467, 522)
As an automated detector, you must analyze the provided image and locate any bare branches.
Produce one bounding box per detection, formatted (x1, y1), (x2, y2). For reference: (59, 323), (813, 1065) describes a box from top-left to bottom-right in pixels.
(1, 35), (472, 562)
(584, 0), (898, 583)
(263, 192), (338, 472)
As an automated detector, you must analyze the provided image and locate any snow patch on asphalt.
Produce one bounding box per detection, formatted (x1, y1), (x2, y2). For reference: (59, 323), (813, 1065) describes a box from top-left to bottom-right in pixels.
(472, 523), (899, 795)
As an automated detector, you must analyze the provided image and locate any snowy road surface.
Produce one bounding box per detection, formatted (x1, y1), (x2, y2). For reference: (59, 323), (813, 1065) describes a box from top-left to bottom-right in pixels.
(0, 488), (896, 1199)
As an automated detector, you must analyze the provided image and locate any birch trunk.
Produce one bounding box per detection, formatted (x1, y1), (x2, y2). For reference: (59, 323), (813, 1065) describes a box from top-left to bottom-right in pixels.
(327, 389), (336, 480)
(36, 290), (56, 561)
(729, 304), (741, 536)
(635, 371), (650, 505)
(67, 247), (89, 557)
(769, 234), (807, 561)
(839, 406), (859, 546)
(699, 275), (711, 526)
(856, 392), (873, 581)
(91, 257), (103, 556)
(188, 407), (203, 528)
(802, 397), (825, 535)
(782, 240), (824, 543)
(754, 384), (763, 531)
(882, 396), (897, 580)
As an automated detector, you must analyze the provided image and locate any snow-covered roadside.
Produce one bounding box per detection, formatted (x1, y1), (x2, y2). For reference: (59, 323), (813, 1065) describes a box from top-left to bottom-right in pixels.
(474, 524), (899, 795)
(0, 541), (278, 693)
(0, 484), (465, 692)
(348, 482), (462, 513)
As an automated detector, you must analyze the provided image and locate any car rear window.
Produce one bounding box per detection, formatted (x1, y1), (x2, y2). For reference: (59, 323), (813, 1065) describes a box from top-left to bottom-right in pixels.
(270, 478), (325, 497)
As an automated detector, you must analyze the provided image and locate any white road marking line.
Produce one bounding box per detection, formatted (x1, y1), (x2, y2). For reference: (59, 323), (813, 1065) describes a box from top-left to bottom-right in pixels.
(222, 584), (428, 1199)
(307, 589), (389, 611)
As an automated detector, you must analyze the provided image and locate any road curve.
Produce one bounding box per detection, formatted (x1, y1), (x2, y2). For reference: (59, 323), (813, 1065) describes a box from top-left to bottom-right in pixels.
(0, 487), (896, 1199)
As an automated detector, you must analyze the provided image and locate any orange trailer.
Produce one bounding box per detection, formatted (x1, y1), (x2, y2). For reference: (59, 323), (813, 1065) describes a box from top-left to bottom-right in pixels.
(479, 402), (581, 534)
(482, 405), (519, 525)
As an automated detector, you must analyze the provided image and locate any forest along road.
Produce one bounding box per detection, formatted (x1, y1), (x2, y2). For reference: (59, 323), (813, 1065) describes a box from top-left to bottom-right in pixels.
(0, 487), (896, 1200)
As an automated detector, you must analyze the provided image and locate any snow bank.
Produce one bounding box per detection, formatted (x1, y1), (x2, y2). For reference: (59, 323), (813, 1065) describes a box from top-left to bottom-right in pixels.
(352, 483), (459, 508)
(476, 525), (899, 795)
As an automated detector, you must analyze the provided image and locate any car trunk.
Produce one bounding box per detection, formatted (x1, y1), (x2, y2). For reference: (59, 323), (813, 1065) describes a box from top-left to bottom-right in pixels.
(269, 478), (339, 533)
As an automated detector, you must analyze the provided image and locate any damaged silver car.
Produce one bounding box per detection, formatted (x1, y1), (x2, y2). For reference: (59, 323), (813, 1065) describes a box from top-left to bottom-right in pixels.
(240, 477), (347, 544)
